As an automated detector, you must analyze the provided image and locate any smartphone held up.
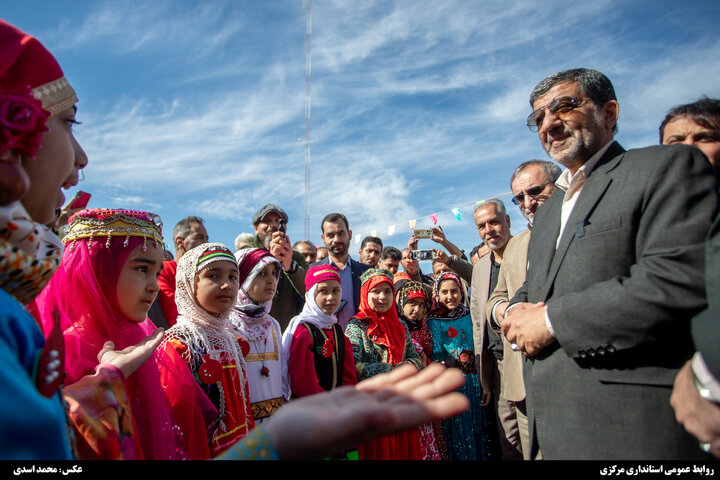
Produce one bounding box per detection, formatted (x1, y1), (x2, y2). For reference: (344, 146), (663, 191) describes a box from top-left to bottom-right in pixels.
(69, 191), (91, 210)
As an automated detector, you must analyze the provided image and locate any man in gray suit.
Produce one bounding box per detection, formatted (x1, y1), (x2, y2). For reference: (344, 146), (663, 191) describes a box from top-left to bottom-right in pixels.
(501, 68), (718, 459)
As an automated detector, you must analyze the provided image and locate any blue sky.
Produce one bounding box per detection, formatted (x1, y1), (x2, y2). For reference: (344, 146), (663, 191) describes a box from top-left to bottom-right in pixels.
(5, 1), (720, 265)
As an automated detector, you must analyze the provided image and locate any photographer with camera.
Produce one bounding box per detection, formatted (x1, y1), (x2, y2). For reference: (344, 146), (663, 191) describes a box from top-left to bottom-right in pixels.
(401, 233), (438, 289)
(246, 204), (308, 332)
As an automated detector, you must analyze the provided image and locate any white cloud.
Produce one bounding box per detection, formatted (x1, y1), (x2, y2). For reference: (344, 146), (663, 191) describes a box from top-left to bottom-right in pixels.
(21, 0), (718, 253)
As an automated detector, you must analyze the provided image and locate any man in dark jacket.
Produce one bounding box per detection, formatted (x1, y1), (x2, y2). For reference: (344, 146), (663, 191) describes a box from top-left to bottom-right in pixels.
(247, 204), (307, 332)
(312, 212), (371, 331)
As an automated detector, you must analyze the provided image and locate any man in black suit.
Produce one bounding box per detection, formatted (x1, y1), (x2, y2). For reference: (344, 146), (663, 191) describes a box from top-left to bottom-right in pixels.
(670, 211), (720, 458)
(501, 68), (718, 459)
(311, 213), (371, 331)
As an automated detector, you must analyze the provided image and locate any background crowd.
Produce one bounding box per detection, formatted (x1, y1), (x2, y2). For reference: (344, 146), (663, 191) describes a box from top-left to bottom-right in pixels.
(1, 12), (720, 469)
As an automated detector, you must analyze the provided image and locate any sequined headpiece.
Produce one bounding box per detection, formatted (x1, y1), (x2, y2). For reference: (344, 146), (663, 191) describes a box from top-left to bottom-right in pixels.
(360, 267), (394, 286)
(62, 208), (163, 252)
(398, 280), (427, 302)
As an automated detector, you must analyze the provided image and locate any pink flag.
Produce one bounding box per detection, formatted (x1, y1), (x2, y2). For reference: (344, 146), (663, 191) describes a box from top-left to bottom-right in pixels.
(430, 214), (438, 225)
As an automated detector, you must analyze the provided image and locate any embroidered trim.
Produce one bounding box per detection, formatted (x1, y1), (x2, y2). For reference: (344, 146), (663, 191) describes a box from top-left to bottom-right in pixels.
(213, 422), (247, 441)
(244, 327), (279, 362)
(62, 209), (163, 250)
(31, 77), (78, 116)
(250, 397), (285, 420)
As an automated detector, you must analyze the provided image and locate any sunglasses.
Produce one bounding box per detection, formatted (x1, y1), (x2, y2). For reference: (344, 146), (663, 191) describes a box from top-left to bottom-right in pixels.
(527, 96), (583, 132)
(511, 182), (552, 205)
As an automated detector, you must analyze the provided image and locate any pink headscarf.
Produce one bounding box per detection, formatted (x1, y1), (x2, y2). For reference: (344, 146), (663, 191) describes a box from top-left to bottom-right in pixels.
(32, 235), (214, 459)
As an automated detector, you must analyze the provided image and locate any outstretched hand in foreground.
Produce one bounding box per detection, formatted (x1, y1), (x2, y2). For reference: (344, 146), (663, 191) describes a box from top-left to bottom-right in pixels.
(266, 363), (469, 459)
(97, 328), (165, 378)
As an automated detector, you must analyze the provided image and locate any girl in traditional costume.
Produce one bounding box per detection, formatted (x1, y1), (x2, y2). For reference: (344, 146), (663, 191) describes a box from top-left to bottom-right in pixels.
(426, 272), (499, 460)
(281, 264), (359, 459)
(0, 19), (471, 462)
(396, 280), (447, 460)
(228, 248), (287, 424)
(345, 268), (424, 460)
(0, 19), (86, 459)
(162, 242), (255, 457)
(33, 208), (215, 460)
(282, 264), (357, 397)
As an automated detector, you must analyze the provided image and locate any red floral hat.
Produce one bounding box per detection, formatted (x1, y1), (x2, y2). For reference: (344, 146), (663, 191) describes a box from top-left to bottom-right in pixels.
(0, 20), (78, 158)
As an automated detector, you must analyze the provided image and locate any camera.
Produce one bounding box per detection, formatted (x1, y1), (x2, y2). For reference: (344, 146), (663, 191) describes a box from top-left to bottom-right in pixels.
(413, 229), (433, 239)
(278, 218), (286, 234)
(410, 249), (434, 261)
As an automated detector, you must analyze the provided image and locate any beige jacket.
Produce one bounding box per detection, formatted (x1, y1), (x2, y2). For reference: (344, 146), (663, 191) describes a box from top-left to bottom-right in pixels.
(486, 229), (531, 402)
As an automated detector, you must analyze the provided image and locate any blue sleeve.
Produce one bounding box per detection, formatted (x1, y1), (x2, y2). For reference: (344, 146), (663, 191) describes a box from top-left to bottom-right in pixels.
(0, 289), (72, 460)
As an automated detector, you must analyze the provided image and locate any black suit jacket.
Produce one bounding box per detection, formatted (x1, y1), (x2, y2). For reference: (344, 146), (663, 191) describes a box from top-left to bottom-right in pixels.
(310, 256), (371, 313)
(693, 210), (720, 380)
(512, 142), (718, 459)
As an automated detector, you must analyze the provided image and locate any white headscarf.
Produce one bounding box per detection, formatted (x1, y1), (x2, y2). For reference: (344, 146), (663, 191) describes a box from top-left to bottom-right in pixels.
(280, 282), (339, 397)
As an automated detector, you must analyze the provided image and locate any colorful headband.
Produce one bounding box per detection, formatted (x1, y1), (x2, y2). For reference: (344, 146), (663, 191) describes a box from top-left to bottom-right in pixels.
(436, 271), (462, 289)
(360, 267), (394, 286)
(63, 208), (163, 252)
(306, 264), (341, 291)
(197, 246), (237, 272)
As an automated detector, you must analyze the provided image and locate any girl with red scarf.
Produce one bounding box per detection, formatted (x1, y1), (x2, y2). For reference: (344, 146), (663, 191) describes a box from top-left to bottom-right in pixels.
(345, 268), (424, 460)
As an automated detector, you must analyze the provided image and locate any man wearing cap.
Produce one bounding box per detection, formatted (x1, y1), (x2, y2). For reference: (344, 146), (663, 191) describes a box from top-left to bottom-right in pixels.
(246, 204), (308, 332)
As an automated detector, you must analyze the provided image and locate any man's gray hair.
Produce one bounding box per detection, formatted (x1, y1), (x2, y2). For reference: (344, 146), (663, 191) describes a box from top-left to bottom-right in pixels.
(474, 198), (506, 217)
(173, 216), (204, 242)
(235, 232), (256, 251)
(529, 68), (618, 133)
(510, 160), (563, 187)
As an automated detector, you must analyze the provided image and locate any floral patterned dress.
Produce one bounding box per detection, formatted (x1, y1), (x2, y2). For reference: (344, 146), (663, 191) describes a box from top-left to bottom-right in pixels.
(426, 310), (499, 460)
(345, 316), (424, 460)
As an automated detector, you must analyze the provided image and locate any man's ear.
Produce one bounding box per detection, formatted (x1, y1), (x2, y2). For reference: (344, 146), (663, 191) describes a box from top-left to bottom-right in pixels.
(253, 223), (260, 234)
(348, 229), (353, 242)
(506, 215), (511, 229)
(602, 100), (619, 131)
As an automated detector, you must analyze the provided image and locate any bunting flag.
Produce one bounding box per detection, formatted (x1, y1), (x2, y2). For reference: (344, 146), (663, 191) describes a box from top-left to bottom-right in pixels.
(451, 208), (462, 222)
(349, 191), (511, 248)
